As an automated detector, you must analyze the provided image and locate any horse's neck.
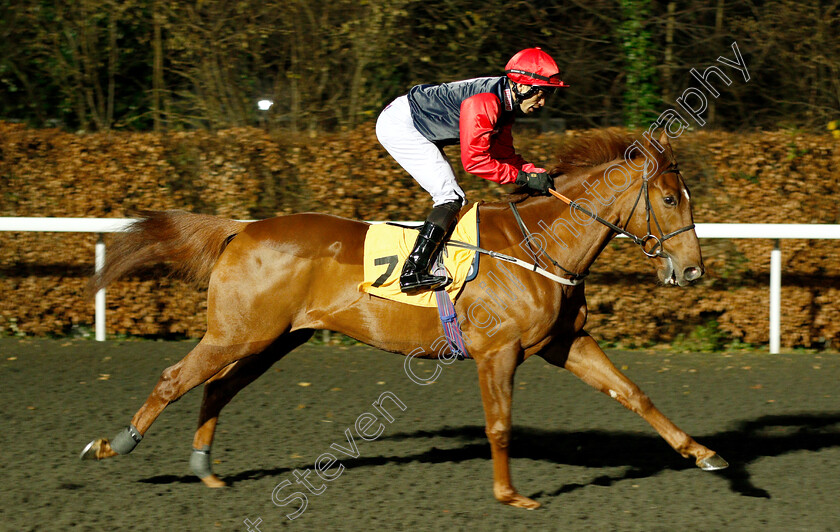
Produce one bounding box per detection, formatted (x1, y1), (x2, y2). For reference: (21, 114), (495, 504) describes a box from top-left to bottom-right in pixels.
(514, 200), (612, 277)
(511, 170), (625, 277)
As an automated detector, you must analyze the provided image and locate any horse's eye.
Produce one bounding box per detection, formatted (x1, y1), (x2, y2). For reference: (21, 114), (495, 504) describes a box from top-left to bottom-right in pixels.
(663, 195), (677, 206)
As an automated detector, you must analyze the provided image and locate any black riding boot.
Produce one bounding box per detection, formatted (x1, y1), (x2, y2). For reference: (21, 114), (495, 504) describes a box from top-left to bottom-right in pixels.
(399, 222), (449, 292)
(400, 201), (462, 293)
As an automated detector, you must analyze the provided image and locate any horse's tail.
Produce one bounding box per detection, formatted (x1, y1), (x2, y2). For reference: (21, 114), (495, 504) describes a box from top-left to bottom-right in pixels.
(87, 210), (248, 296)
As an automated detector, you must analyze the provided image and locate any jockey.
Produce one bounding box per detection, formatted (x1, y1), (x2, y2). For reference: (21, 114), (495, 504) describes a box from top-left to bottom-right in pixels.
(376, 47), (569, 293)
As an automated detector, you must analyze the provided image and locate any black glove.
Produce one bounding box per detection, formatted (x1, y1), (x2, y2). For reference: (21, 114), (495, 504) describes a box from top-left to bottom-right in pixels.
(515, 170), (554, 194)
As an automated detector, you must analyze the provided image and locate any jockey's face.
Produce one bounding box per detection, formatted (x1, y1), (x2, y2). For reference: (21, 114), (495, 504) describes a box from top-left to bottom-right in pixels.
(516, 83), (547, 114)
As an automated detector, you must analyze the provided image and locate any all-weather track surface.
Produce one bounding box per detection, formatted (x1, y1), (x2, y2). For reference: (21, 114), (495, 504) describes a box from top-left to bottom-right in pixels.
(1, 338), (838, 531)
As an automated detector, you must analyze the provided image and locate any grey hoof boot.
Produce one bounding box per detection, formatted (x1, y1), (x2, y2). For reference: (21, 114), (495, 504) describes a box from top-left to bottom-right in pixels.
(190, 446), (214, 480)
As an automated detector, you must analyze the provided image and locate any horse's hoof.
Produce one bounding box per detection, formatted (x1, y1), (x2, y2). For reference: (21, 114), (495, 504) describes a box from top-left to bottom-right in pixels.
(498, 493), (541, 510)
(507, 495), (541, 510)
(80, 438), (116, 460)
(697, 454), (729, 471)
(200, 474), (227, 488)
(80, 439), (104, 460)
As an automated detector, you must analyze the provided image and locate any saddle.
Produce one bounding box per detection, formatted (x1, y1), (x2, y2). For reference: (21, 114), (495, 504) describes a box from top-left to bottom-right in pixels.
(358, 203), (480, 308)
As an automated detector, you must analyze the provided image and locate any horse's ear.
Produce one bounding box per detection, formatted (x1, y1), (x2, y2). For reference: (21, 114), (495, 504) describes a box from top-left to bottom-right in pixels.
(657, 131), (671, 151)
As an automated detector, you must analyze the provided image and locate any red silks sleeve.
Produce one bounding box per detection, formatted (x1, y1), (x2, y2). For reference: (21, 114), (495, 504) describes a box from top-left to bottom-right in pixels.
(459, 93), (540, 184)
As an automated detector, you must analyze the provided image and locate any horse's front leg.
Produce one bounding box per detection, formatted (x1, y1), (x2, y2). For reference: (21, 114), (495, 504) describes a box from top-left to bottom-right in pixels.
(475, 349), (540, 509)
(542, 333), (728, 470)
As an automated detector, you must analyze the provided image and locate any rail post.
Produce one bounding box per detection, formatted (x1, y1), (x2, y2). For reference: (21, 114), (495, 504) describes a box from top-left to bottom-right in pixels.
(769, 239), (781, 354)
(95, 235), (106, 341)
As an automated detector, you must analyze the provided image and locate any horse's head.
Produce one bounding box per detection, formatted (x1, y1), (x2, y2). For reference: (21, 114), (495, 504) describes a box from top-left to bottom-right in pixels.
(546, 129), (703, 287)
(621, 132), (703, 287)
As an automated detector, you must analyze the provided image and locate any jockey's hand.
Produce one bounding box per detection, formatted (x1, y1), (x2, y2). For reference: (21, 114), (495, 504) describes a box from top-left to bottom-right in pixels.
(515, 170), (554, 194)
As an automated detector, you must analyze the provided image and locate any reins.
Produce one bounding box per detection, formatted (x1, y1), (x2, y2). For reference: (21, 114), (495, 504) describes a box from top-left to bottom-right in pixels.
(548, 161), (695, 259)
(487, 160), (695, 286)
(407, 162), (696, 288)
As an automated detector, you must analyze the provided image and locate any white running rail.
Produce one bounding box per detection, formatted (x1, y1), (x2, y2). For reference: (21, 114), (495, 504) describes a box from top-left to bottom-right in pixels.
(1, 217), (838, 352)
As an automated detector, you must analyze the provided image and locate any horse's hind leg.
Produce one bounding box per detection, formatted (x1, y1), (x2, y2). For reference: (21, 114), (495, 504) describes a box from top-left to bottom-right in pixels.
(542, 333), (728, 470)
(80, 336), (277, 461)
(190, 329), (314, 487)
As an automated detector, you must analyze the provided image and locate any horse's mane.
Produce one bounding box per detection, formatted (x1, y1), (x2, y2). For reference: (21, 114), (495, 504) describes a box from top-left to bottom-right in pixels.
(506, 129), (673, 203)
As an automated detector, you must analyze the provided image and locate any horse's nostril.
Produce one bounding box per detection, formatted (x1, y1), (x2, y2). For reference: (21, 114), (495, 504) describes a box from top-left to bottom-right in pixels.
(684, 266), (703, 281)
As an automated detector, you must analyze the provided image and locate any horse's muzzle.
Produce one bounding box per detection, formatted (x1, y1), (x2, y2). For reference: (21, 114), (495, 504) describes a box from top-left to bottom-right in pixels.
(659, 255), (704, 287)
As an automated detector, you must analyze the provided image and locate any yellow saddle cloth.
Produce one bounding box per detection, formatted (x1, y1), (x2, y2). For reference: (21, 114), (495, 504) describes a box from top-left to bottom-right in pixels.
(359, 203), (479, 308)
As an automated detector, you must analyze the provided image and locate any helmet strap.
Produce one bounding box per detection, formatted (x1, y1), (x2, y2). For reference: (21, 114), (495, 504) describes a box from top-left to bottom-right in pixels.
(509, 80), (541, 108)
(509, 80), (528, 105)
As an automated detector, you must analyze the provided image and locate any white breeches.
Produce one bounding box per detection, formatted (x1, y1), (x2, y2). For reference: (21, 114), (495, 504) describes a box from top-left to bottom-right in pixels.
(376, 95), (466, 207)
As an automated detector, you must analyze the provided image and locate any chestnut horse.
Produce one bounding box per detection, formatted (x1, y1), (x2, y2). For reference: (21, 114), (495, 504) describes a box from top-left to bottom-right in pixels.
(81, 131), (727, 509)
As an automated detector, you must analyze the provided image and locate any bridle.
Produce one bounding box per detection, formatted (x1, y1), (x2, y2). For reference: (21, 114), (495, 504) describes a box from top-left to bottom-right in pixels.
(512, 159), (695, 279)
(618, 159), (696, 258)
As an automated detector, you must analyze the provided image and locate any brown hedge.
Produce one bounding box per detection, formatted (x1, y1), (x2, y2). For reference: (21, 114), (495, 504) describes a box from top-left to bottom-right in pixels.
(1, 122), (838, 348)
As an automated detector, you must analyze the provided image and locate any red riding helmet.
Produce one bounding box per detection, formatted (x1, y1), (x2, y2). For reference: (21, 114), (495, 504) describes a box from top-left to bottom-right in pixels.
(505, 48), (568, 88)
